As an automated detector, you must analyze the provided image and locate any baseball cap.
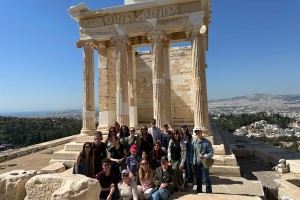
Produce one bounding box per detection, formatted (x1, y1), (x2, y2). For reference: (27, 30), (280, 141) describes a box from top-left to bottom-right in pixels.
(193, 127), (202, 132)
(121, 169), (129, 174)
(130, 144), (137, 152)
(163, 124), (169, 127)
(161, 156), (168, 162)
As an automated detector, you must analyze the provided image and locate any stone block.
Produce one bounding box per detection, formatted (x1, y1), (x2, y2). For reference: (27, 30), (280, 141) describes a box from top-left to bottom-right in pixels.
(40, 163), (66, 174)
(25, 174), (101, 200)
(0, 170), (37, 200)
(210, 165), (241, 177)
(275, 179), (300, 200)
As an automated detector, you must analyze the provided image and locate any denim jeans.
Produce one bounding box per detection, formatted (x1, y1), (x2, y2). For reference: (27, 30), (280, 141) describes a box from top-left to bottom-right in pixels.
(152, 188), (171, 200)
(184, 155), (193, 183)
(194, 164), (212, 193)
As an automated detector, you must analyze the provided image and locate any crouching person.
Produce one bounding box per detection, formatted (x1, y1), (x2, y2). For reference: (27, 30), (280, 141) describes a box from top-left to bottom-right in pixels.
(152, 156), (175, 200)
(96, 158), (119, 200)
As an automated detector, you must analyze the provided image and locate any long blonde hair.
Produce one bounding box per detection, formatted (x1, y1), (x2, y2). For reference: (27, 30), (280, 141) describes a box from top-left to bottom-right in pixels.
(138, 159), (153, 181)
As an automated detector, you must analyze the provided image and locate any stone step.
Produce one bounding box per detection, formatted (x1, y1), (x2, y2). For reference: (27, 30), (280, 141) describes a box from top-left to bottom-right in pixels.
(52, 149), (79, 160)
(49, 159), (76, 168)
(64, 142), (84, 151)
(213, 154), (238, 166)
(210, 165), (241, 177)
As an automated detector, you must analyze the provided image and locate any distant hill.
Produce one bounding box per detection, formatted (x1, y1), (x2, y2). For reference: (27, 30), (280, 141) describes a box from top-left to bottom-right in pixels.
(209, 94), (300, 119)
(0, 109), (83, 119)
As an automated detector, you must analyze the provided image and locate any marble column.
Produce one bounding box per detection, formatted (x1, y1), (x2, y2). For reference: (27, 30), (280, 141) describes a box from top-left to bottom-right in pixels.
(96, 43), (116, 131)
(186, 29), (211, 135)
(147, 31), (165, 129)
(163, 41), (172, 127)
(112, 36), (130, 126)
(128, 46), (138, 128)
(76, 41), (98, 135)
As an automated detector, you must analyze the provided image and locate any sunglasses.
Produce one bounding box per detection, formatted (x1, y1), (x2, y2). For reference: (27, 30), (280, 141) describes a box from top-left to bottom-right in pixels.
(142, 128), (147, 131)
(85, 146), (91, 148)
(130, 130), (135, 132)
(141, 163), (148, 165)
(103, 164), (110, 166)
(173, 133), (179, 136)
(122, 174), (129, 177)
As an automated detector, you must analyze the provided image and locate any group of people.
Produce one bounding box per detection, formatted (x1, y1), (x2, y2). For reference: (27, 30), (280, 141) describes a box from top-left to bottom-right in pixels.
(74, 119), (214, 200)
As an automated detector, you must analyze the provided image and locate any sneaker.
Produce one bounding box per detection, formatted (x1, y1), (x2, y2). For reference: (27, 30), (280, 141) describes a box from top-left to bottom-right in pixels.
(187, 182), (193, 187)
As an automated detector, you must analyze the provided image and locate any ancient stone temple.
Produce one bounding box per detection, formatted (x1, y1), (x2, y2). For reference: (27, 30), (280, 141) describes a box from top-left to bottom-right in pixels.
(68, 0), (211, 135)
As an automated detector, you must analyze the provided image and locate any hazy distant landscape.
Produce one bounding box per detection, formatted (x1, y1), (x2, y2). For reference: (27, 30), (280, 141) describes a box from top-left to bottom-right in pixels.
(1, 94), (299, 120)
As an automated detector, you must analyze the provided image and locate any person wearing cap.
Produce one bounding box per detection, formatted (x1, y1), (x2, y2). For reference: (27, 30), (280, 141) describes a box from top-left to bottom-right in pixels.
(96, 158), (119, 200)
(190, 128), (214, 193)
(152, 156), (175, 200)
(125, 144), (139, 183)
(118, 169), (139, 200)
(161, 124), (172, 152)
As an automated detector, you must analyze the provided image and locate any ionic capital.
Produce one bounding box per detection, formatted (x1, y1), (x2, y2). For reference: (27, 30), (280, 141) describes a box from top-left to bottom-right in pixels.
(76, 40), (98, 49)
(147, 31), (165, 42)
(185, 25), (207, 39)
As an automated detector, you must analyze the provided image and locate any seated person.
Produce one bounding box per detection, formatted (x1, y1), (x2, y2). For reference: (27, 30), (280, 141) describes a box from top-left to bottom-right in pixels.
(137, 159), (154, 200)
(118, 169), (139, 200)
(95, 158), (118, 200)
(152, 156), (175, 200)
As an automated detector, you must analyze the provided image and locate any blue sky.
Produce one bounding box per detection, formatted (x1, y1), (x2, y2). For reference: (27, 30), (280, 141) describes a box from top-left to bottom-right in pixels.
(0, 0), (299, 113)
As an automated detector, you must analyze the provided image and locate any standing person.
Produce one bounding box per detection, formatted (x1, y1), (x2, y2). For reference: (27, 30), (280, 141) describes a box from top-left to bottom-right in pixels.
(152, 156), (175, 200)
(92, 131), (107, 175)
(190, 128), (214, 193)
(148, 119), (162, 143)
(125, 127), (140, 156)
(167, 129), (186, 191)
(149, 140), (166, 171)
(181, 125), (193, 186)
(105, 127), (117, 151)
(125, 145), (139, 183)
(140, 125), (154, 157)
(75, 142), (94, 178)
(161, 124), (172, 153)
(118, 169), (139, 200)
(112, 121), (121, 137)
(137, 159), (154, 200)
(108, 136), (127, 181)
(119, 125), (129, 151)
(96, 158), (119, 200)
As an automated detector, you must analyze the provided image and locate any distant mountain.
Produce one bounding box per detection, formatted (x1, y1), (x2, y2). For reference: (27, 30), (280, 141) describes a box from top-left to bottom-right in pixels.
(209, 94), (300, 119)
(0, 109), (83, 119)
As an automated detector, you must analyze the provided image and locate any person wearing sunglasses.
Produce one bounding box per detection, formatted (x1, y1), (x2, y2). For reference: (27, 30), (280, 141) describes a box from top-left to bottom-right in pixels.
(125, 127), (141, 156)
(138, 159), (154, 199)
(118, 169), (139, 200)
(108, 136), (127, 181)
(139, 125), (154, 157)
(167, 129), (186, 191)
(75, 142), (94, 178)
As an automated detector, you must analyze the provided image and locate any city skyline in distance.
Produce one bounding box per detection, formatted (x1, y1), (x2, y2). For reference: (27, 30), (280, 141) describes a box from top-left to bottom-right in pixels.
(0, 0), (299, 113)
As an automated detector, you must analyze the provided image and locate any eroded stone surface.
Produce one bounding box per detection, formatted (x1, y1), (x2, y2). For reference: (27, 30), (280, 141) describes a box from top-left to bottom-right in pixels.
(0, 170), (37, 200)
(25, 173), (101, 200)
